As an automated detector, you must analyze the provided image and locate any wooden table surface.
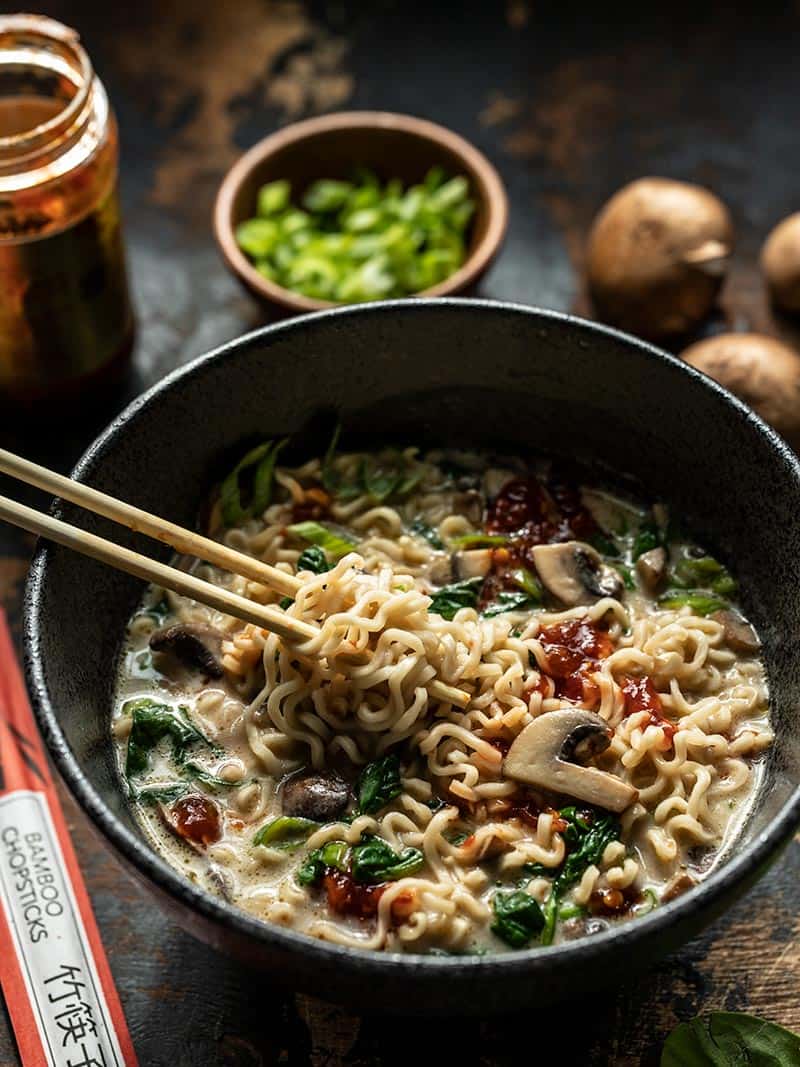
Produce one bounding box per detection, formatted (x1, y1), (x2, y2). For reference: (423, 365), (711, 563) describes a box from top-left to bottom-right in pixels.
(2, 3), (800, 1064)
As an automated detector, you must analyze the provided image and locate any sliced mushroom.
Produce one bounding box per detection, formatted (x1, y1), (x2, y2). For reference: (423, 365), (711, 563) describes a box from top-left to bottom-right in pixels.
(149, 624), (224, 678)
(428, 548), (492, 586)
(453, 549), (492, 580)
(712, 609), (761, 655)
(504, 708), (638, 813)
(532, 541), (624, 606)
(636, 546), (667, 592)
(662, 870), (697, 902)
(281, 770), (351, 822)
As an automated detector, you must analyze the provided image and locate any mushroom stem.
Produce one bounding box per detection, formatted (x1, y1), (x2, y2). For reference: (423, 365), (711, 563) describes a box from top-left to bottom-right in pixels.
(504, 708), (638, 813)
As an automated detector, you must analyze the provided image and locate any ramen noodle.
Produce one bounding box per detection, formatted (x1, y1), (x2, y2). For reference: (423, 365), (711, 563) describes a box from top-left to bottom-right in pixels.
(112, 440), (771, 954)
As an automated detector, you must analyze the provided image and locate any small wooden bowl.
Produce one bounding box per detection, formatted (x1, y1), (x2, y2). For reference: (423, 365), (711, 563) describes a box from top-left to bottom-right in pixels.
(213, 111), (509, 314)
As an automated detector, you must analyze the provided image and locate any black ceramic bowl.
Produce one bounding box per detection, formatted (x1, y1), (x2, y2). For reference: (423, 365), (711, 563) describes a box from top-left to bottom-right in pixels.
(24, 300), (800, 1015)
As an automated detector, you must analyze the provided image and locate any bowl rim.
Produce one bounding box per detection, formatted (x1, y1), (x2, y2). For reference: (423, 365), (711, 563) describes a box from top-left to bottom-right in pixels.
(23, 298), (800, 980)
(213, 110), (509, 313)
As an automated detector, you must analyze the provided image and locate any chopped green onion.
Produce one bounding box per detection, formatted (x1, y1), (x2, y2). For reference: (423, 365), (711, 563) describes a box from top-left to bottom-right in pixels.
(288, 521), (357, 559)
(257, 180), (291, 217)
(449, 534), (509, 549)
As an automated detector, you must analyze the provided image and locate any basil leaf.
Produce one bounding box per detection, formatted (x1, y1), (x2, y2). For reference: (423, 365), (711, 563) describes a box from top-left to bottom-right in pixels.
(350, 835), (424, 883)
(482, 590), (539, 618)
(253, 816), (318, 850)
(428, 576), (483, 620)
(288, 521), (357, 559)
(357, 754), (402, 814)
(296, 545), (332, 574)
(659, 592), (729, 616)
(296, 840), (350, 886)
(124, 699), (213, 778)
(661, 1012), (800, 1066)
(409, 518), (443, 549)
(220, 438), (287, 527)
(491, 890), (545, 948)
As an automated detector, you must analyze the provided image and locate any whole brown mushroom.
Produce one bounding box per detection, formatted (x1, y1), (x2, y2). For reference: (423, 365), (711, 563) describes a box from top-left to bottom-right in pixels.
(681, 332), (800, 450)
(586, 177), (733, 340)
(761, 212), (800, 314)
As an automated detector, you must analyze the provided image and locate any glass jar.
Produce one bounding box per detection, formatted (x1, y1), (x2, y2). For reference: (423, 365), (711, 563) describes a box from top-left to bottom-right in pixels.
(0, 14), (133, 404)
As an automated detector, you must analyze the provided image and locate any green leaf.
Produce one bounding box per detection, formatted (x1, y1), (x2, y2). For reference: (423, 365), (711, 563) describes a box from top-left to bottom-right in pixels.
(253, 816), (318, 850)
(296, 545), (332, 575)
(363, 456), (401, 501)
(288, 521), (357, 560)
(539, 807), (621, 945)
(132, 782), (189, 806)
(428, 576), (483, 620)
(124, 699), (213, 778)
(491, 890), (545, 948)
(220, 438), (287, 527)
(350, 835), (424, 883)
(409, 518), (443, 549)
(481, 591), (539, 617)
(296, 840), (350, 886)
(659, 592), (729, 616)
(661, 1012), (800, 1066)
(632, 518), (662, 560)
(180, 763), (237, 791)
(357, 754), (402, 814)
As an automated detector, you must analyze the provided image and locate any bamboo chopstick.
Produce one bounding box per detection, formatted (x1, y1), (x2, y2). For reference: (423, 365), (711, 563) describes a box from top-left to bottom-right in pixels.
(0, 447), (301, 598)
(0, 493), (317, 642)
(0, 480), (470, 709)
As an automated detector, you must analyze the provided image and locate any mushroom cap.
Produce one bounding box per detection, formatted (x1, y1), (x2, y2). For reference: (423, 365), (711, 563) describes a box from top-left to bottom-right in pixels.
(682, 332), (800, 450)
(586, 177), (733, 340)
(761, 212), (800, 313)
(504, 708), (638, 813)
(532, 540), (623, 606)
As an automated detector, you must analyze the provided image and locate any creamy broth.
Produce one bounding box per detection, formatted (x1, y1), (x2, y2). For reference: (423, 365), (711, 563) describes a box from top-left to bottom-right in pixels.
(112, 445), (771, 954)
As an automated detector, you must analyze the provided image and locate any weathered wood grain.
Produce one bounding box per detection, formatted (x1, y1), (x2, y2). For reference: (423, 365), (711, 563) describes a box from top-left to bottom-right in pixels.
(2, 2), (800, 1063)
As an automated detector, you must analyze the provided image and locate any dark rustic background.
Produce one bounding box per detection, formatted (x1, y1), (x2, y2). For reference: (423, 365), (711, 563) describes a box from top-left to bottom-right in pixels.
(2, 2), (800, 1064)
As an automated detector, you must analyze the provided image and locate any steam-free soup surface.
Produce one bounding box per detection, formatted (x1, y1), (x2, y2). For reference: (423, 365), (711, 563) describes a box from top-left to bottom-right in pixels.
(113, 442), (770, 954)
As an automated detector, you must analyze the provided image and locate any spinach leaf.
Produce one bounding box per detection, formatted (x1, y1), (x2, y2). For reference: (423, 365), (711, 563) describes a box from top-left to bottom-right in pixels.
(491, 890), (545, 948)
(321, 424), (363, 500)
(363, 455), (401, 501)
(180, 762), (238, 791)
(279, 596), (293, 609)
(589, 531), (619, 557)
(253, 816), (318, 850)
(296, 545), (332, 574)
(357, 754), (402, 814)
(350, 836), (424, 883)
(124, 699), (214, 778)
(288, 520), (357, 559)
(132, 782), (189, 806)
(220, 437), (287, 527)
(661, 1012), (800, 1066)
(482, 590), (539, 617)
(428, 576), (483, 620)
(659, 592), (729, 616)
(632, 518), (662, 560)
(296, 840), (350, 886)
(539, 807), (621, 945)
(409, 518), (443, 549)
